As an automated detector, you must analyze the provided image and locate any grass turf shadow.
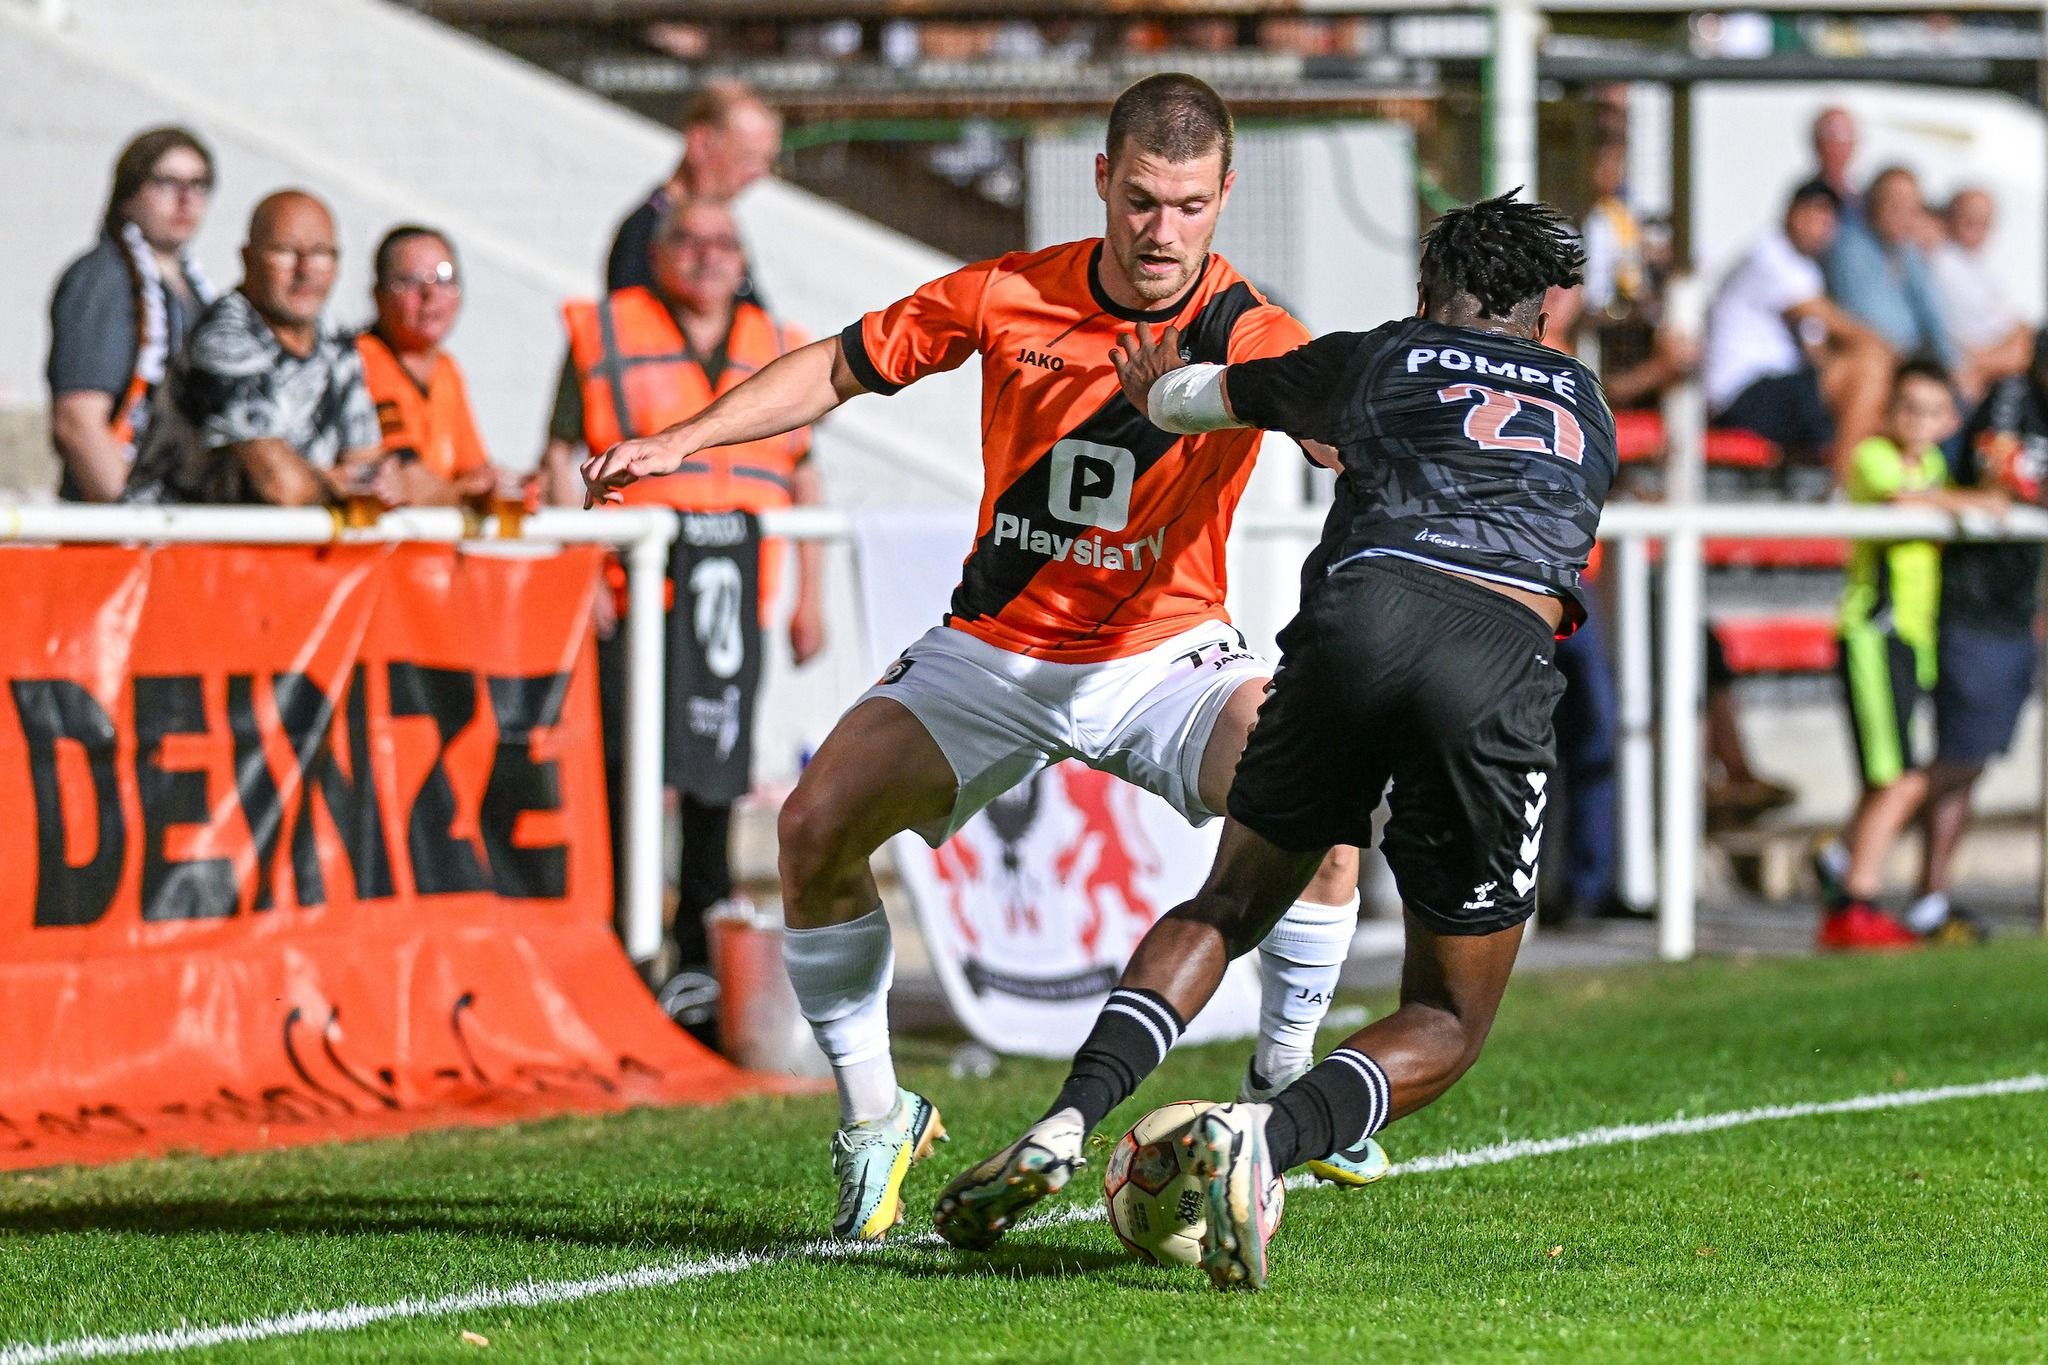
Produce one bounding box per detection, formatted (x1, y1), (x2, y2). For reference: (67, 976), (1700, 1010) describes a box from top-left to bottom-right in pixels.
(861, 1236), (1134, 1282)
(0, 1193), (803, 1256)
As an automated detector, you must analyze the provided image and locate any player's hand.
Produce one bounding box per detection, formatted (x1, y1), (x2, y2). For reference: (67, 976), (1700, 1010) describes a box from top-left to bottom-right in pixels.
(581, 436), (687, 508)
(590, 584), (619, 640)
(1301, 439), (1343, 472)
(1109, 322), (1185, 419)
(454, 465), (500, 503)
(335, 453), (407, 509)
(790, 597), (826, 667)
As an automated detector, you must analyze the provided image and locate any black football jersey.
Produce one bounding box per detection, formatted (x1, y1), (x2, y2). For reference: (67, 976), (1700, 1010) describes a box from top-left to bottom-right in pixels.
(1227, 317), (1617, 629)
(1943, 374), (2048, 632)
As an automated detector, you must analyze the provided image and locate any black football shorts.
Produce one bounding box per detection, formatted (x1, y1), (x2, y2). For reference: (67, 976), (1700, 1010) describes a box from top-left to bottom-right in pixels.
(1228, 556), (1566, 936)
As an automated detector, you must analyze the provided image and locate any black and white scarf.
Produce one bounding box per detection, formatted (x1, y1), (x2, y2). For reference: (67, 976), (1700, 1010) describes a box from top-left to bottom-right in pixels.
(116, 219), (215, 445)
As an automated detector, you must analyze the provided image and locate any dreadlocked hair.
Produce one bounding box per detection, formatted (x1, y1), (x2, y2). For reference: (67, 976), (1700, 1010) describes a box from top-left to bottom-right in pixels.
(1418, 190), (1585, 321)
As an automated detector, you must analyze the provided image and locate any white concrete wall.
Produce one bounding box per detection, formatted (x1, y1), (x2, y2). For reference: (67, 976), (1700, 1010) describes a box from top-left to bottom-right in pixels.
(0, 0), (980, 505)
(1691, 81), (2046, 316)
(0, 0), (990, 780)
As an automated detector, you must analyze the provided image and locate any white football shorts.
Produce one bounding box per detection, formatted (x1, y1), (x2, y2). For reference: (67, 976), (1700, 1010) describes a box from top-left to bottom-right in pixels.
(850, 618), (1271, 847)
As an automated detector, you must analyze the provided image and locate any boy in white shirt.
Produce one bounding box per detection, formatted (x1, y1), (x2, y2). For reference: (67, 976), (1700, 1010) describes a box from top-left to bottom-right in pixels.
(1704, 183), (1892, 479)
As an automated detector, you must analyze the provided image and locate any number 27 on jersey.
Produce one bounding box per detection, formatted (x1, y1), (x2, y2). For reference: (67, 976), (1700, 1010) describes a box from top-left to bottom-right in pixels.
(1438, 382), (1585, 464)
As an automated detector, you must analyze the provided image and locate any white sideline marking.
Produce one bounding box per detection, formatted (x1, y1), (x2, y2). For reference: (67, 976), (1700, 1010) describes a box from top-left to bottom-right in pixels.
(5, 1071), (2043, 1363)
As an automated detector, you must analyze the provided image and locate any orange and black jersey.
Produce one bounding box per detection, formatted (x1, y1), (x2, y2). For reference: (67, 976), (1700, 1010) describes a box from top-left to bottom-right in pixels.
(840, 239), (1308, 662)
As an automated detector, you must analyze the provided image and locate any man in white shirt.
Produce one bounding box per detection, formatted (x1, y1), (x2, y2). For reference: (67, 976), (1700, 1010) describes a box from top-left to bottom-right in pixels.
(1705, 183), (1892, 477)
(1931, 187), (2034, 398)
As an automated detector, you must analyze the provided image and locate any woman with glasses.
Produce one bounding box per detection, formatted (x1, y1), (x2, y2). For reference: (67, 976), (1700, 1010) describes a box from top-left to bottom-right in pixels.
(46, 125), (219, 500)
(354, 224), (499, 507)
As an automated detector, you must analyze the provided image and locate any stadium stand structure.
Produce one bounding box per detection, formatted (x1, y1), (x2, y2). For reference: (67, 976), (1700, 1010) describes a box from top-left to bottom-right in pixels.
(0, 0), (979, 503)
(0, 0), (990, 788)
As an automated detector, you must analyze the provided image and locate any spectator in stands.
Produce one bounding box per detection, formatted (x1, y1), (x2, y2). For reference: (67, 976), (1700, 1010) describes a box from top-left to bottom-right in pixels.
(1580, 139), (1644, 319)
(1564, 160), (1695, 417)
(607, 80), (782, 301)
(1931, 188), (2036, 398)
(1701, 629), (1796, 826)
(355, 225), (498, 506)
(125, 189), (387, 507)
(1795, 106), (1861, 219)
(1536, 285), (1626, 925)
(46, 126), (220, 501)
(1825, 167), (1959, 384)
(1705, 183), (1892, 477)
(1902, 329), (2048, 943)
(542, 196), (826, 1024)
(1811, 359), (1994, 950)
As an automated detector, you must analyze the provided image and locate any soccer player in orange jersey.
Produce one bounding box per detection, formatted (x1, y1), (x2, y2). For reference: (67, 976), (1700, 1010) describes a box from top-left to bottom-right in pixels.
(583, 74), (1371, 1242)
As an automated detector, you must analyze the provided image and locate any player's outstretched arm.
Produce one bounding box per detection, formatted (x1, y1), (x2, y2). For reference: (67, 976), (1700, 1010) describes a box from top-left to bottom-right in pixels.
(1114, 321), (1343, 469)
(1109, 320), (1257, 435)
(580, 335), (866, 507)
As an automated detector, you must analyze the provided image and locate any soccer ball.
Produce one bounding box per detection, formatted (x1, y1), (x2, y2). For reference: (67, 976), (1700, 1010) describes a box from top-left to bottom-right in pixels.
(1103, 1100), (1285, 1267)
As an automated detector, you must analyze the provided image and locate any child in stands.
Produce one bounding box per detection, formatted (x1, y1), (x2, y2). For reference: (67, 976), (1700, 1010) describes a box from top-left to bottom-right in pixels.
(1813, 359), (2000, 948)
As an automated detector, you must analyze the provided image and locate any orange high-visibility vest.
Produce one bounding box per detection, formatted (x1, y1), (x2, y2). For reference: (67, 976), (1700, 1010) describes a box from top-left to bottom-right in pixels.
(564, 288), (810, 612)
(356, 331), (490, 482)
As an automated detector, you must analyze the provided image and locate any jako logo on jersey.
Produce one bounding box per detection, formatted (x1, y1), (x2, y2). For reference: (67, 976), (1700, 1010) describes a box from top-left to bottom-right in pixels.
(1049, 438), (1135, 531)
(1017, 347), (1065, 371)
(992, 513), (1167, 570)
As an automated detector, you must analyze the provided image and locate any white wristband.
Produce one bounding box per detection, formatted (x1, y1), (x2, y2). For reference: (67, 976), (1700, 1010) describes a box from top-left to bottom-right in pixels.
(1148, 364), (1243, 434)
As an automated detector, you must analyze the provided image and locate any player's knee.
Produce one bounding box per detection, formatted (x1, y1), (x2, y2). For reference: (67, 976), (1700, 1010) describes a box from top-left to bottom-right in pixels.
(776, 782), (852, 894)
(1436, 1002), (1500, 1081)
(1301, 847), (1360, 903)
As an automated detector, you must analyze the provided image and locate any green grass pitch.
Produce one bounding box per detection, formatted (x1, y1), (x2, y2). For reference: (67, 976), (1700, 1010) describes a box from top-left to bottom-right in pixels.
(4, 939), (2047, 1362)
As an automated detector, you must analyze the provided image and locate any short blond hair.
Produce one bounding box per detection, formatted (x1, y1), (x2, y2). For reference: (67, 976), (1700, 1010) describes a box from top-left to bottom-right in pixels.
(680, 79), (773, 133)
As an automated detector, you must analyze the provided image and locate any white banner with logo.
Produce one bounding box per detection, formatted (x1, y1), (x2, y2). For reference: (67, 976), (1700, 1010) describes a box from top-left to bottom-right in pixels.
(851, 508), (1260, 1058)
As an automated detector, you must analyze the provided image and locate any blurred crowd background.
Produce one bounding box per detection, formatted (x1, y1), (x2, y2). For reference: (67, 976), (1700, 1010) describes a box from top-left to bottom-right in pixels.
(7, 0), (2048, 979)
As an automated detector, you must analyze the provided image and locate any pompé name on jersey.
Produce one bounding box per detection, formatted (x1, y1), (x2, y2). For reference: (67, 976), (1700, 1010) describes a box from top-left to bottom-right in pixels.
(1404, 345), (1581, 404)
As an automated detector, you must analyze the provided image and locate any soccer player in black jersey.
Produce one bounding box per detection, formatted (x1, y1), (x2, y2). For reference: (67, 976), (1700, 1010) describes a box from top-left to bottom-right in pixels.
(934, 193), (1613, 1289)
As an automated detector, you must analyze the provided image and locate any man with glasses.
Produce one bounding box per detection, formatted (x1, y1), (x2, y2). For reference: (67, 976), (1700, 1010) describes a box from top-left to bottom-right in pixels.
(606, 79), (782, 306)
(543, 195), (826, 1029)
(355, 224), (499, 506)
(47, 126), (220, 501)
(127, 189), (384, 506)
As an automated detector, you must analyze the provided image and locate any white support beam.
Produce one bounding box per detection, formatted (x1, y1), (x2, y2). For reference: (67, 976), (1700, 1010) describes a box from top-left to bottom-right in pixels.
(1615, 535), (1656, 912)
(1489, 0), (1542, 199)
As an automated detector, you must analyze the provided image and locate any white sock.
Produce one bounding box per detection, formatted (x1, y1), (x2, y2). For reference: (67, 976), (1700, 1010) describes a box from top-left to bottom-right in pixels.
(1253, 893), (1361, 1085)
(1905, 891), (1950, 934)
(783, 905), (898, 1124)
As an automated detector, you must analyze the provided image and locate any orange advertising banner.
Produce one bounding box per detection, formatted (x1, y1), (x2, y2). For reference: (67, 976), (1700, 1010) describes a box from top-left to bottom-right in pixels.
(0, 542), (785, 1170)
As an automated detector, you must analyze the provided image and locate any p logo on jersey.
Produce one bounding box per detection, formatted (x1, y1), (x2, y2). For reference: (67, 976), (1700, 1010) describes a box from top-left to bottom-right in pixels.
(1049, 439), (1135, 532)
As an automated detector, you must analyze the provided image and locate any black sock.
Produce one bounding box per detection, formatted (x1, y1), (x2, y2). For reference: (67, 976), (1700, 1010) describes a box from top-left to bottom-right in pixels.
(1045, 988), (1185, 1133)
(1264, 1048), (1392, 1171)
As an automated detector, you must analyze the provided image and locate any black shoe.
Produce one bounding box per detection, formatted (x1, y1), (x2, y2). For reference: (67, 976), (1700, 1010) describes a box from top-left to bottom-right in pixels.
(1922, 907), (1991, 946)
(1810, 839), (1850, 910)
(1541, 894), (1651, 927)
(1591, 897), (1655, 922)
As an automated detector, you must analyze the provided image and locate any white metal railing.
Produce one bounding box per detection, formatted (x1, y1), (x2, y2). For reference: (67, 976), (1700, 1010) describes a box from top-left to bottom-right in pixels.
(15, 498), (2048, 965)
(0, 504), (680, 963)
(761, 499), (2048, 962)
